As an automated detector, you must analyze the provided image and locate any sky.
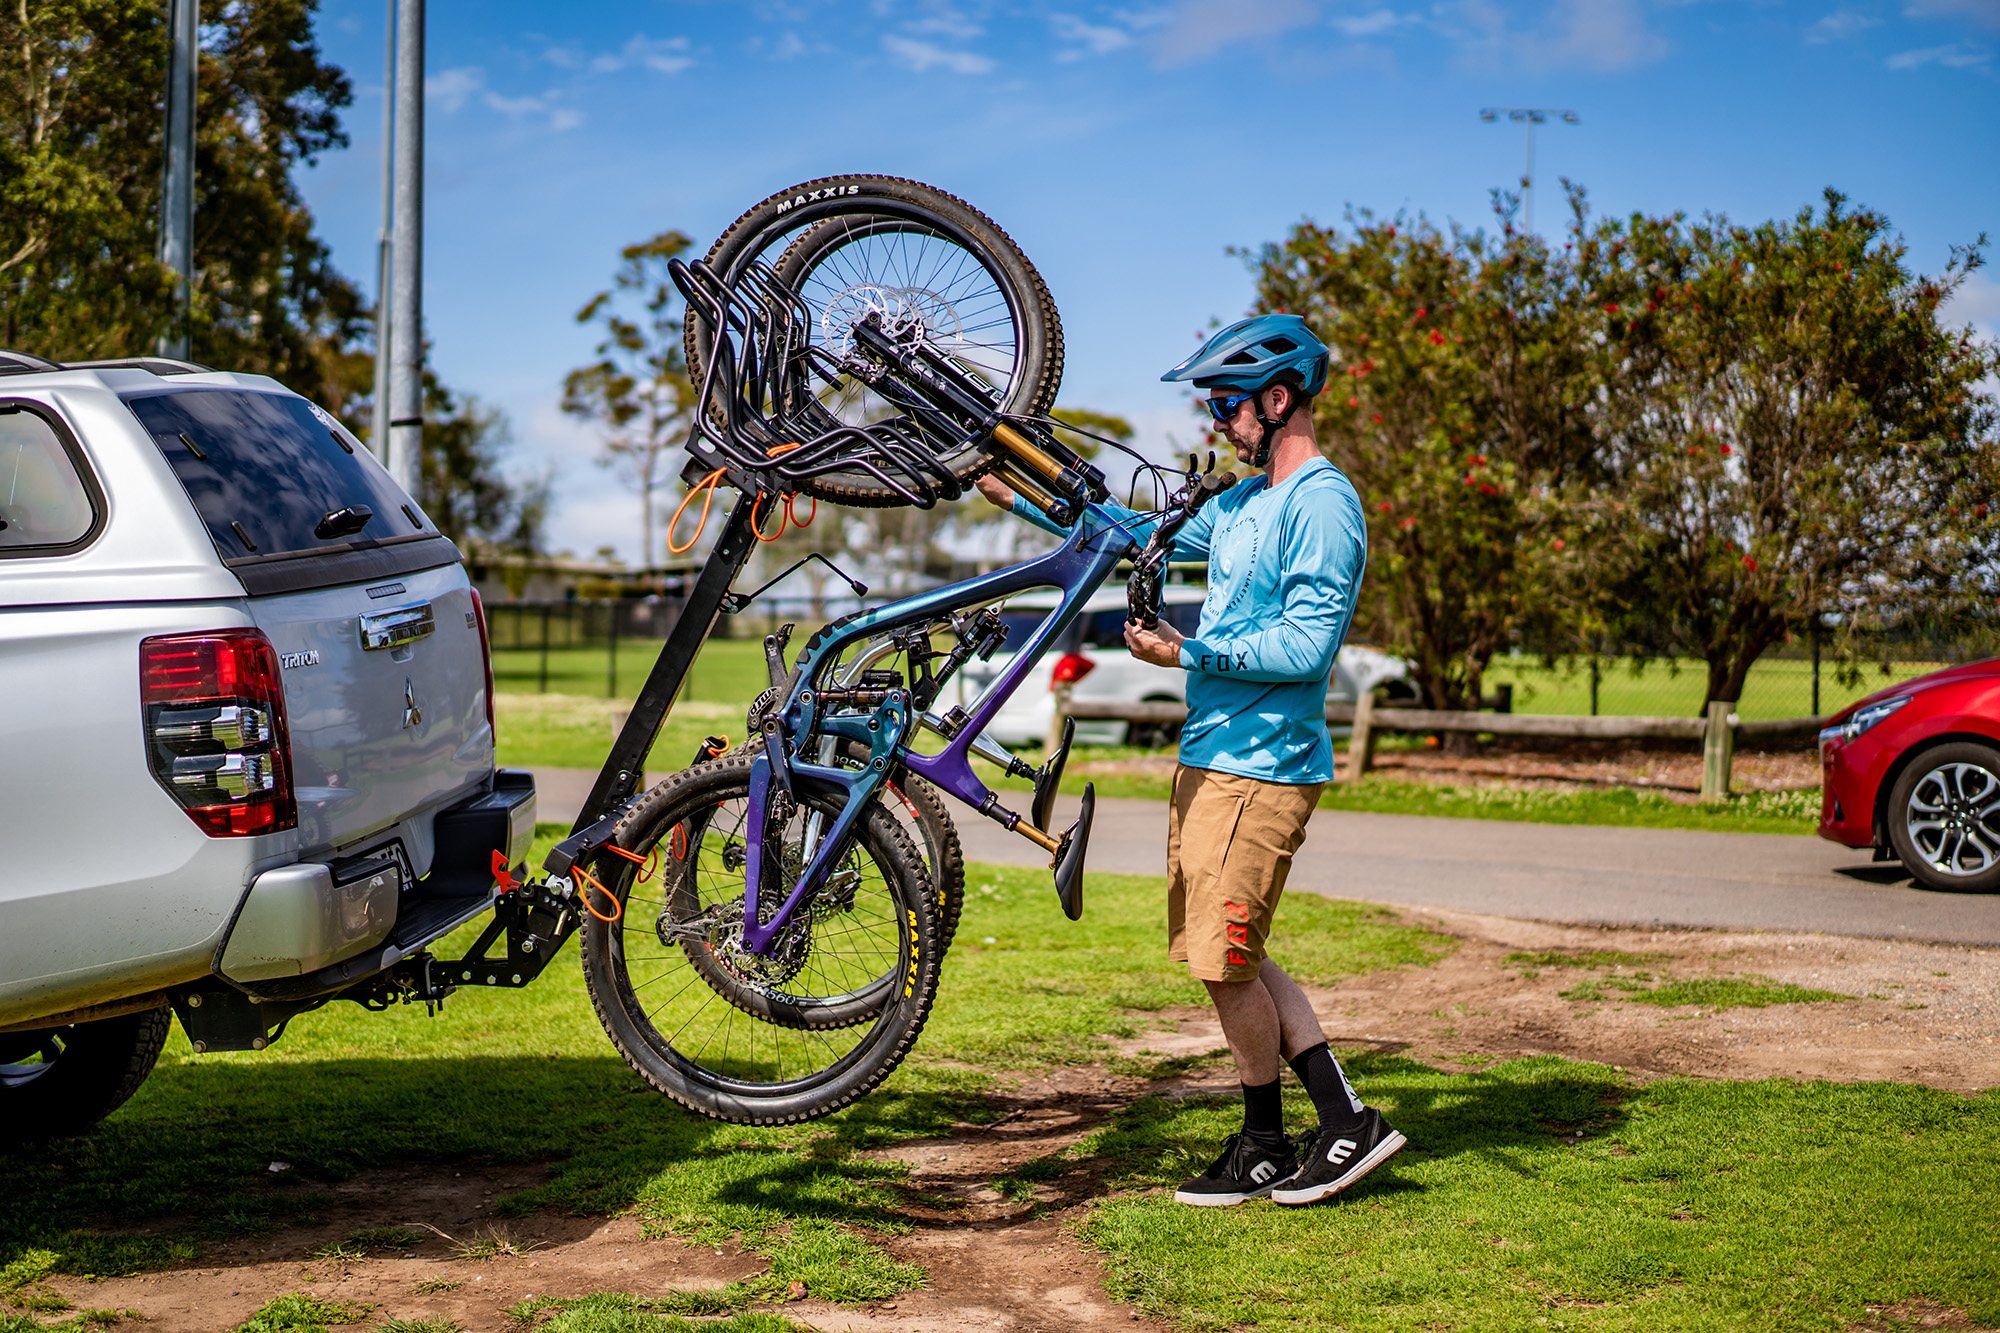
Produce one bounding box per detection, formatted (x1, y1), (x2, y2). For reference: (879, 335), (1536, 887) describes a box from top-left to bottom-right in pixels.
(296, 0), (2000, 564)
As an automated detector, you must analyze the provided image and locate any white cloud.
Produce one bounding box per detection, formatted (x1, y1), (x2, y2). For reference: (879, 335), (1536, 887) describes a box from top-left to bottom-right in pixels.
(1805, 9), (1881, 42)
(590, 35), (696, 76)
(761, 30), (811, 60)
(1150, 0), (1320, 67)
(883, 33), (995, 74)
(427, 69), (584, 133)
(1944, 271), (2000, 335)
(425, 66), (485, 113)
(1331, 7), (1416, 38)
(1436, 0), (1668, 72)
(906, 1), (984, 41)
(1051, 12), (1137, 58)
(1904, 0), (2000, 29)
(1886, 41), (1992, 66)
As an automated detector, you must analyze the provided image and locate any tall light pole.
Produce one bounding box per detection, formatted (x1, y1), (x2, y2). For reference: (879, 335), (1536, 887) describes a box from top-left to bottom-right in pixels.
(157, 0), (197, 360)
(1478, 107), (1578, 234)
(385, 0), (424, 495)
(370, 0), (395, 458)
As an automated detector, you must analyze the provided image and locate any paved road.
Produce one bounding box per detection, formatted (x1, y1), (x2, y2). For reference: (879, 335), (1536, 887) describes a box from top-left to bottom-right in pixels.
(530, 768), (2000, 946)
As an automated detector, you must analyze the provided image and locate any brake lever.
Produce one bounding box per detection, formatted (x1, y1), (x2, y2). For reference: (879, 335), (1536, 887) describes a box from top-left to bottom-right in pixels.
(1126, 463), (1237, 629)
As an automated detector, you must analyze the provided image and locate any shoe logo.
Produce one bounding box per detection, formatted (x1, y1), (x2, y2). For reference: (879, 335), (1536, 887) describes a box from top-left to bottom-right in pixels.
(1326, 1138), (1358, 1165)
(1249, 1160), (1278, 1185)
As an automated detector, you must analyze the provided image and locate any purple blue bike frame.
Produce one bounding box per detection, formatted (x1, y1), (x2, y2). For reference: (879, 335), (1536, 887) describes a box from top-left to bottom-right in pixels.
(735, 499), (1146, 953)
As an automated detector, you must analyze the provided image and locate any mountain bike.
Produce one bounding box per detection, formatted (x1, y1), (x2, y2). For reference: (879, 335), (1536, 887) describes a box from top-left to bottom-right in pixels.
(566, 175), (1238, 1125)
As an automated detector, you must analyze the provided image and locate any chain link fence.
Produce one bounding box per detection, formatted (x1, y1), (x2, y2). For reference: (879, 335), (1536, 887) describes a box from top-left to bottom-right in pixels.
(485, 596), (859, 701)
(486, 598), (1992, 725)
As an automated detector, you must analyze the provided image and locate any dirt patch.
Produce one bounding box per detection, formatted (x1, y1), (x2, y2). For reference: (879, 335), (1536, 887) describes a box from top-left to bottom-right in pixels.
(1852, 1298), (1999, 1332)
(1114, 906), (1999, 1093)
(41, 1163), (759, 1333)
(37, 910), (1991, 1331)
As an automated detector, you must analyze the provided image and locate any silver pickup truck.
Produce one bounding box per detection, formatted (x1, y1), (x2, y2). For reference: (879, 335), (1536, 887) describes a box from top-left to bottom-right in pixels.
(0, 352), (536, 1140)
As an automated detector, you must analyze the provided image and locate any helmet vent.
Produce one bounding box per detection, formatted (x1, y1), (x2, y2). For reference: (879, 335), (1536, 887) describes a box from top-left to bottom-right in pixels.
(1262, 336), (1298, 353)
(1222, 350), (1258, 365)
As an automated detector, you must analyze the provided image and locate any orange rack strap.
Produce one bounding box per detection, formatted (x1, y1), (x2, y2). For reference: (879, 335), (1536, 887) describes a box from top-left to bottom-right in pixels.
(667, 468), (726, 556)
(572, 864), (624, 924)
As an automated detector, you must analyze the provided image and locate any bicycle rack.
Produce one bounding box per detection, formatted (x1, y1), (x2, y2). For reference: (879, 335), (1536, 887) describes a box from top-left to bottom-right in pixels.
(536, 254), (1111, 904)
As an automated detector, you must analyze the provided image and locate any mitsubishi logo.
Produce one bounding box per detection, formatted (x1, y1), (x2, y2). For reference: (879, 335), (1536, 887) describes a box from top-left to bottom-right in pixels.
(402, 678), (423, 731)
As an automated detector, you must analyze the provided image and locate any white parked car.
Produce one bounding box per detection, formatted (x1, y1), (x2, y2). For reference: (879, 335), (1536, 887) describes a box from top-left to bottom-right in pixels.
(948, 586), (1419, 749)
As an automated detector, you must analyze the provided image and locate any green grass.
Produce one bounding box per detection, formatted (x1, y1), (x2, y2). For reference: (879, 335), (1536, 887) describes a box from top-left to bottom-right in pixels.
(494, 694), (747, 773)
(1483, 651), (1944, 722)
(1625, 977), (1853, 1009)
(1515, 952), (1852, 1010)
(4, 842), (1988, 1332)
(1506, 949), (1669, 972)
(0, 840), (1442, 1323)
(513, 1294), (810, 1333)
(491, 638), (769, 704)
(231, 1293), (370, 1332)
(1077, 1059), (2000, 1333)
(993, 763), (1821, 836)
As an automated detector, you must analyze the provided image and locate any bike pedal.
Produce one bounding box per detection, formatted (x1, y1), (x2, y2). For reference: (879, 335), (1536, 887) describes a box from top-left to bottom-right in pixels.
(1051, 782), (1095, 922)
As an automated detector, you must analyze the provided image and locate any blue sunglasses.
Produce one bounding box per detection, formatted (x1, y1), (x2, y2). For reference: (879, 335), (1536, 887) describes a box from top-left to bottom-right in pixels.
(1203, 390), (1258, 424)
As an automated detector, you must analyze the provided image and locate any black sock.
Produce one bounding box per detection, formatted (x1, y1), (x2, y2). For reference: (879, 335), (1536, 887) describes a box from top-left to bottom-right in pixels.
(1289, 1042), (1366, 1133)
(1240, 1077), (1286, 1148)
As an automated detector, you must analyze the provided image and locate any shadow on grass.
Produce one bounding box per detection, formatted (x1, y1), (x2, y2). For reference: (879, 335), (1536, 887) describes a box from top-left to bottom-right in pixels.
(0, 1053), (988, 1278)
(1072, 1051), (1633, 1201)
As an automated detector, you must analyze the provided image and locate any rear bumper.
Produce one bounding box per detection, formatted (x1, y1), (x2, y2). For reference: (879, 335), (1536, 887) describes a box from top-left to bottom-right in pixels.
(216, 769), (536, 984)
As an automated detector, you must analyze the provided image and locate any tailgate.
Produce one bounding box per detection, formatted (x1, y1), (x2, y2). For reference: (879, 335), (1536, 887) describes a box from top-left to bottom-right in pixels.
(251, 564), (493, 862)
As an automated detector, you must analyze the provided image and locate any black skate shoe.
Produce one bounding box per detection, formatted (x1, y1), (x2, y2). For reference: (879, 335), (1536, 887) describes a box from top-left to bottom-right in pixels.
(1271, 1108), (1406, 1206)
(1173, 1132), (1299, 1207)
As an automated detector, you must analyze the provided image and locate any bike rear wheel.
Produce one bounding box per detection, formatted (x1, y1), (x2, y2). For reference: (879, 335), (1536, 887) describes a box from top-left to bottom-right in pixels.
(581, 754), (943, 1124)
(687, 174), (1063, 507)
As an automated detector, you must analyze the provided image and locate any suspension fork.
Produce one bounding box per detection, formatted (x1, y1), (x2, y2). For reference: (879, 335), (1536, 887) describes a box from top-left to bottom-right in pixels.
(738, 691), (912, 955)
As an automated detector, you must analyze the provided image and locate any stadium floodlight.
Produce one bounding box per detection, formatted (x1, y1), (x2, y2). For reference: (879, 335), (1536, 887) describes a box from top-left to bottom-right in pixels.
(1477, 107), (1580, 233)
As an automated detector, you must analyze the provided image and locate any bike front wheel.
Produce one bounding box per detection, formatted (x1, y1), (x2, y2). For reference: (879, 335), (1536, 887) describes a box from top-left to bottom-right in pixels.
(687, 173), (1063, 507)
(580, 754), (943, 1124)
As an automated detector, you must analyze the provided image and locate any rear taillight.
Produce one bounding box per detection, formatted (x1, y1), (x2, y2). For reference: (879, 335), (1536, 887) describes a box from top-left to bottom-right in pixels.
(140, 630), (296, 837)
(1051, 652), (1095, 687)
(470, 589), (497, 737)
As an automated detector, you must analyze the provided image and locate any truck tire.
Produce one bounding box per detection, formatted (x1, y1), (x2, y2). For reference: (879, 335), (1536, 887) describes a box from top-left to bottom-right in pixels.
(0, 1005), (171, 1142)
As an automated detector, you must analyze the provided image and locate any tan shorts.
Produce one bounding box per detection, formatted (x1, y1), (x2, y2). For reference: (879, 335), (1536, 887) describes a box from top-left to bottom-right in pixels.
(1166, 765), (1324, 982)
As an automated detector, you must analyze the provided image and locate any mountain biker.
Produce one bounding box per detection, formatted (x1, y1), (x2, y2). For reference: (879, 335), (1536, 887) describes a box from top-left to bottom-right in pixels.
(975, 313), (1403, 1207)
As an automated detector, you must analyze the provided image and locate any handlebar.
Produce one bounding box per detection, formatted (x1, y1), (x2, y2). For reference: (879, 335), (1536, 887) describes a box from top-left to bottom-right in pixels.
(1126, 459), (1238, 629)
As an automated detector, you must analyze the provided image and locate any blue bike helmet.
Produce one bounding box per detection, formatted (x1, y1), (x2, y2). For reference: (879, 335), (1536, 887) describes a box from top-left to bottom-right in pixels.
(1161, 313), (1330, 398)
(1163, 314), (1330, 465)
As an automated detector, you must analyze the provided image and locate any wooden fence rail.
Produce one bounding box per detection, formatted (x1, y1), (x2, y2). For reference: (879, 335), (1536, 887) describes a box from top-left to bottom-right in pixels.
(1052, 687), (1826, 802)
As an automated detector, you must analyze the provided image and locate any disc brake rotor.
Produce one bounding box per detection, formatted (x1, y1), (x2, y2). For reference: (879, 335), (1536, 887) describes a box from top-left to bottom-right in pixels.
(823, 283), (965, 361)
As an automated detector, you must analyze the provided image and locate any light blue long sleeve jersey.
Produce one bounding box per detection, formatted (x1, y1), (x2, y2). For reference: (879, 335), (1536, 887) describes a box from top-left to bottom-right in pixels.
(1012, 455), (1368, 784)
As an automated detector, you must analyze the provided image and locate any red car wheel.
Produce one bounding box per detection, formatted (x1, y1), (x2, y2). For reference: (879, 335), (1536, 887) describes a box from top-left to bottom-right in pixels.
(1887, 740), (2000, 893)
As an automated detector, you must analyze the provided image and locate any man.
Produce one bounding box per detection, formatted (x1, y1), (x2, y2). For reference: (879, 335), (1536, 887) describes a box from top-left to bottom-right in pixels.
(977, 314), (1402, 1207)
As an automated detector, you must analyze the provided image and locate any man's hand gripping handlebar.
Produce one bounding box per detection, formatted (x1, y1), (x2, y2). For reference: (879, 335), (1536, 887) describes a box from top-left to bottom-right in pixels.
(1126, 454), (1238, 629)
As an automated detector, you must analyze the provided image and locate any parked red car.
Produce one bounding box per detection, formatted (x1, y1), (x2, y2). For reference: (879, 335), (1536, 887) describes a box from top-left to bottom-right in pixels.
(1819, 658), (2000, 892)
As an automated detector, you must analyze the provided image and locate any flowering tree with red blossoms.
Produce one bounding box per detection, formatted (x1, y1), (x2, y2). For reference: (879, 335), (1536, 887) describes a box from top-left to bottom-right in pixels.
(1582, 190), (2000, 705)
(1251, 187), (2000, 713)
(1251, 196), (1616, 712)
